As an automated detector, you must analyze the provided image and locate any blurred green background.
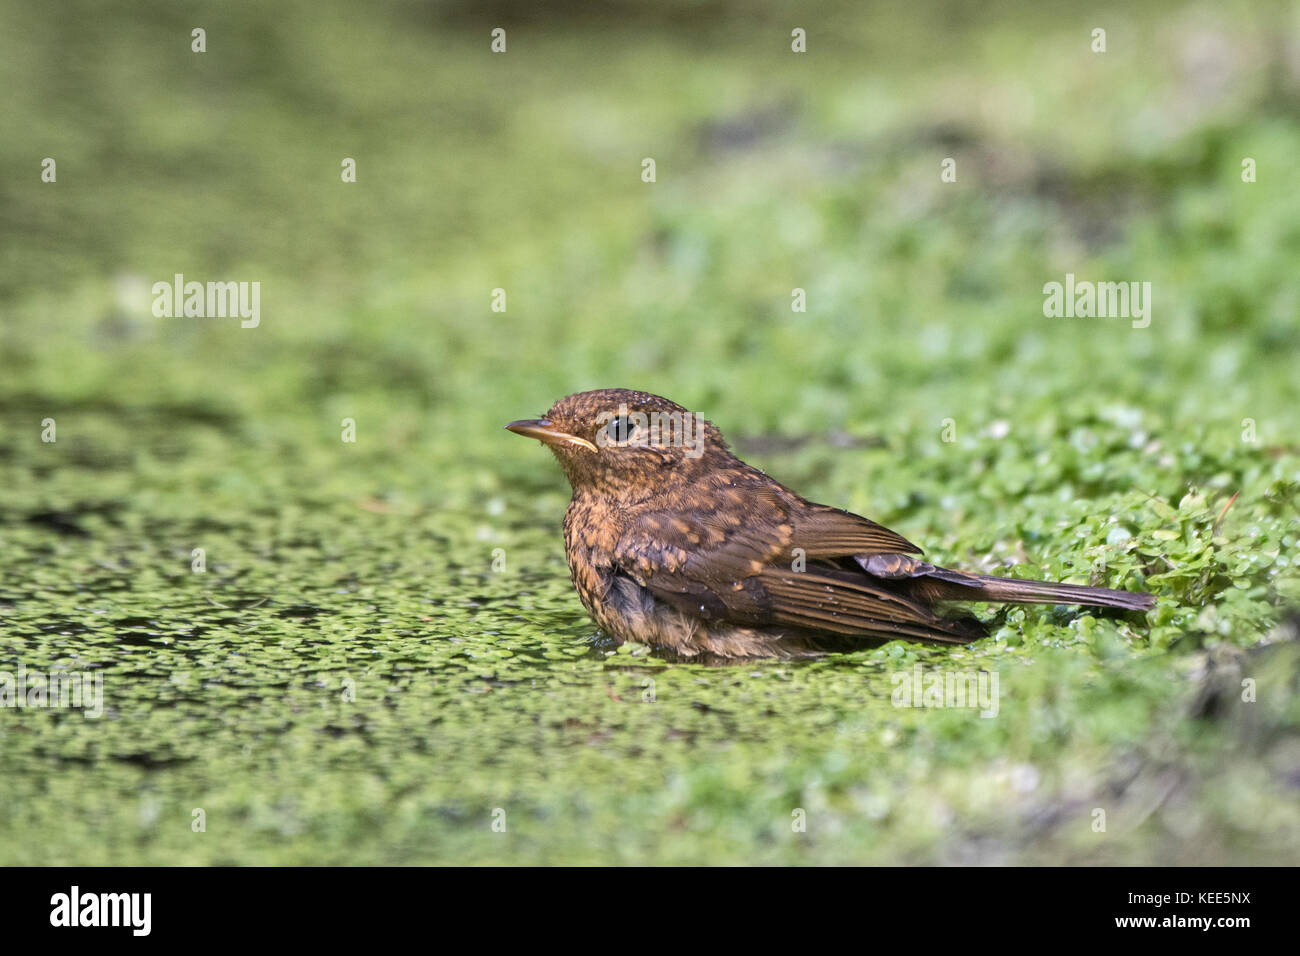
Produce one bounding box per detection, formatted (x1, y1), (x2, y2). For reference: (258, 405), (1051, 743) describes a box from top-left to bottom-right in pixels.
(1, 0), (1298, 864)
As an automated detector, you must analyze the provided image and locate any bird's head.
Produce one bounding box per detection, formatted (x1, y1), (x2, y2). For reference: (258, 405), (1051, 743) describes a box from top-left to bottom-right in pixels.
(506, 388), (727, 501)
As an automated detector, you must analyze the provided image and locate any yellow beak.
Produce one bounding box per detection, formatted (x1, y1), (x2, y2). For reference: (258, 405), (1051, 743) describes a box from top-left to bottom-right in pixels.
(505, 419), (598, 452)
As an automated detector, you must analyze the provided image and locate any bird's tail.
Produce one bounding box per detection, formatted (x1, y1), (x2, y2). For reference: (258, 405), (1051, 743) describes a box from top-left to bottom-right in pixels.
(910, 567), (1155, 612)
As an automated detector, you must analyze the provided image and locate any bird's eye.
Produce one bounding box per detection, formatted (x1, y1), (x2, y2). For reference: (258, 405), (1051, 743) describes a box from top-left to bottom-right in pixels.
(603, 415), (637, 445)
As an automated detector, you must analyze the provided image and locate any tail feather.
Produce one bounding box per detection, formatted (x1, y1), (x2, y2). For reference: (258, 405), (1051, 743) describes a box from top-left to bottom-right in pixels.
(912, 570), (1155, 612)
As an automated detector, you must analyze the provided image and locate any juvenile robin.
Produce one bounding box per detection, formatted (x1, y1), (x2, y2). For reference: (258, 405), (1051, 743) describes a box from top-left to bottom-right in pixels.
(507, 388), (1154, 661)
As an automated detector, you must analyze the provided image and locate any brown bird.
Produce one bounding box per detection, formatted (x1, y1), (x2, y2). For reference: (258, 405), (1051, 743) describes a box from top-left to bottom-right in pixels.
(507, 388), (1155, 661)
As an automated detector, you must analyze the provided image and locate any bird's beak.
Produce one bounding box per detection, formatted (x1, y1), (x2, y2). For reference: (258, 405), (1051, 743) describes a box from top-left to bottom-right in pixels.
(505, 418), (598, 452)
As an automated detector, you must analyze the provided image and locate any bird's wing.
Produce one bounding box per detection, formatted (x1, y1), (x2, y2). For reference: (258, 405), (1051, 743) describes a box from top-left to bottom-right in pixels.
(612, 499), (787, 624)
(612, 500), (972, 644)
(787, 501), (923, 558)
